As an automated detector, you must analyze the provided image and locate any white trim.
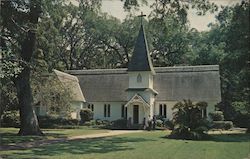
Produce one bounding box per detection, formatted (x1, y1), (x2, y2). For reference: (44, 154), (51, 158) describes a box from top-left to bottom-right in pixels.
(125, 94), (150, 108)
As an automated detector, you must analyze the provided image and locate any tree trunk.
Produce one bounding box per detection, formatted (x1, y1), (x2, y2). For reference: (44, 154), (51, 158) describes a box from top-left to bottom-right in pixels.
(15, 65), (43, 136)
(15, 0), (43, 136)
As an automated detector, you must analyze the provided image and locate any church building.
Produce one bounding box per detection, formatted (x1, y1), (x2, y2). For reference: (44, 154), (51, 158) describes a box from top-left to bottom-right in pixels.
(66, 23), (222, 125)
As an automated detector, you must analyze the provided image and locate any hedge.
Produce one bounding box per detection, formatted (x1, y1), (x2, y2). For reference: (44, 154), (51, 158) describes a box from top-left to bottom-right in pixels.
(80, 109), (93, 124)
(1, 110), (20, 127)
(212, 121), (233, 130)
(37, 116), (79, 128)
(209, 111), (224, 121)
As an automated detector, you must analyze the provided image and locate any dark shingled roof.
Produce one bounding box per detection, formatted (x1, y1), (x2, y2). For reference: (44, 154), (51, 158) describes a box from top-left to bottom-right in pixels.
(67, 65), (221, 103)
(128, 25), (155, 74)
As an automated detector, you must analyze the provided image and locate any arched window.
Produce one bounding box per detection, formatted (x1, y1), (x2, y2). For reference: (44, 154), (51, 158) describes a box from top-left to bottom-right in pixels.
(137, 74), (142, 83)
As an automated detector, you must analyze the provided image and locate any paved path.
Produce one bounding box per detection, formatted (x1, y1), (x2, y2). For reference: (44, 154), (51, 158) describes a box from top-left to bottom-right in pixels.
(0, 130), (142, 151)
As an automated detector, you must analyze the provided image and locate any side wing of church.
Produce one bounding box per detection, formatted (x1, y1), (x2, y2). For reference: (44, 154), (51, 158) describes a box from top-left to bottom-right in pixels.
(67, 24), (221, 124)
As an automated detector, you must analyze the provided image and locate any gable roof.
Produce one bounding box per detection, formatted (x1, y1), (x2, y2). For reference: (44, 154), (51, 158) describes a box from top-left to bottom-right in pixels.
(128, 25), (155, 74)
(125, 94), (150, 108)
(54, 69), (85, 102)
(67, 65), (221, 103)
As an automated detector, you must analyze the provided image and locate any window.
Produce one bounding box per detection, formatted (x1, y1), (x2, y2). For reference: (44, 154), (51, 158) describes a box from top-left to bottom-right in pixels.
(125, 107), (127, 119)
(159, 104), (167, 118)
(121, 105), (125, 118)
(88, 104), (94, 111)
(104, 104), (111, 117)
(201, 107), (207, 118)
(104, 104), (107, 117)
(159, 104), (162, 116)
(137, 73), (142, 83)
(121, 104), (128, 119)
(163, 104), (167, 118)
(108, 104), (111, 117)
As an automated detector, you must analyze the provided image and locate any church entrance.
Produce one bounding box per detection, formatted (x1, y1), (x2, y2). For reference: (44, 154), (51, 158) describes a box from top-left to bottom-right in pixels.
(133, 105), (139, 124)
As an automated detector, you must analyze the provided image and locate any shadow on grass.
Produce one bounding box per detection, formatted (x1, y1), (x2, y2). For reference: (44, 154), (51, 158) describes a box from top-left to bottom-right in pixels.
(0, 132), (67, 145)
(8, 136), (155, 158)
(161, 133), (250, 142)
(209, 133), (250, 142)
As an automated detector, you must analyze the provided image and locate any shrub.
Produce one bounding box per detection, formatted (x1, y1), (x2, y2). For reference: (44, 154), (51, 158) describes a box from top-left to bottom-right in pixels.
(80, 109), (93, 124)
(95, 119), (102, 125)
(155, 115), (166, 121)
(209, 111), (224, 121)
(170, 125), (209, 140)
(164, 120), (174, 130)
(169, 100), (210, 140)
(102, 120), (111, 126)
(1, 110), (20, 127)
(37, 115), (79, 128)
(112, 118), (127, 129)
(212, 121), (233, 130)
(83, 120), (96, 126)
(156, 120), (163, 127)
(247, 128), (250, 133)
(233, 113), (250, 128)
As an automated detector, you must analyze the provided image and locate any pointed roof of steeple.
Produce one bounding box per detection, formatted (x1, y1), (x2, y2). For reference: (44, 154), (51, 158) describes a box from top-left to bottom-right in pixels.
(128, 24), (155, 74)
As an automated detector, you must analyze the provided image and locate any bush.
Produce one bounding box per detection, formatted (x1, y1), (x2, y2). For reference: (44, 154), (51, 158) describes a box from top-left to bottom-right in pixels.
(37, 116), (79, 128)
(233, 113), (250, 128)
(164, 120), (174, 130)
(83, 120), (96, 126)
(112, 118), (127, 129)
(80, 109), (93, 124)
(155, 115), (166, 121)
(169, 100), (210, 140)
(102, 120), (111, 126)
(212, 121), (233, 130)
(1, 110), (20, 127)
(155, 120), (163, 127)
(95, 119), (102, 125)
(169, 125), (209, 140)
(247, 128), (250, 133)
(209, 111), (224, 121)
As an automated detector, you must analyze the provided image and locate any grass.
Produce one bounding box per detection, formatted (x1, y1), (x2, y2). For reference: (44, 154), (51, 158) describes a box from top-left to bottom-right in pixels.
(0, 127), (108, 145)
(0, 129), (249, 159)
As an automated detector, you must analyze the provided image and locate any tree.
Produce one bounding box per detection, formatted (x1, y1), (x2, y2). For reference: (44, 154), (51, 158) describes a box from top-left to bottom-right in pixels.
(218, 2), (249, 121)
(1, 0), (44, 135)
(187, 2), (249, 126)
(148, 16), (190, 66)
(186, 28), (226, 65)
(1, 0), (104, 135)
(31, 50), (72, 117)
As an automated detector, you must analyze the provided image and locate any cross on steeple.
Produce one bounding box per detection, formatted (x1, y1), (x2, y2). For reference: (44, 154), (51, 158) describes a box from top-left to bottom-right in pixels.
(138, 12), (146, 25)
(128, 12), (155, 74)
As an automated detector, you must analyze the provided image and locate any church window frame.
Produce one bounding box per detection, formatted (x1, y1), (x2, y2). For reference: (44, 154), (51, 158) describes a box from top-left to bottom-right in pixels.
(159, 104), (167, 118)
(104, 104), (111, 117)
(88, 104), (94, 111)
(201, 107), (207, 118)
(137, 73), (142, 83)
(121, 104), (125, 118)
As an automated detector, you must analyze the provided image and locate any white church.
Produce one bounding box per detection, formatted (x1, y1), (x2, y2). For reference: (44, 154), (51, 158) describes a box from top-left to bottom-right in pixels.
(40, 23), (221, 125)
(66, 23), (221, 125)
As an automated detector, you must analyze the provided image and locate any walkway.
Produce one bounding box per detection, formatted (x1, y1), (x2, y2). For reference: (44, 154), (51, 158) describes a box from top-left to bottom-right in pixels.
(0, 130), (142, 151)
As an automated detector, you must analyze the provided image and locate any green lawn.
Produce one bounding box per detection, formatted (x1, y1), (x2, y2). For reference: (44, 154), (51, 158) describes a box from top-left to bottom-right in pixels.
(0, 127), (108, 145)
(0, 130), (249, 159)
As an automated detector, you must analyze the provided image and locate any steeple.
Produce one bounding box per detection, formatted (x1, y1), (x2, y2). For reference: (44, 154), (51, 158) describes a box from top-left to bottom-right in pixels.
(128, 13), (155, 74)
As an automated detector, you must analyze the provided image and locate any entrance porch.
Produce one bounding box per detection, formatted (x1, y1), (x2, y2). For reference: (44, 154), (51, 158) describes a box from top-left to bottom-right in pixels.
(125, 94), (151, 125)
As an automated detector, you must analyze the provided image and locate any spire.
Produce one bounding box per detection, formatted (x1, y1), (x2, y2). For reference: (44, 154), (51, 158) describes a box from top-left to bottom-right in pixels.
(128, 13), (155, 74)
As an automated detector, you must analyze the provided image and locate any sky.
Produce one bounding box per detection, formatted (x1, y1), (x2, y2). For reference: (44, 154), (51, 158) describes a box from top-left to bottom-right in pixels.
(69, 0), (242, 31)
(101, 0), (242, 31)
